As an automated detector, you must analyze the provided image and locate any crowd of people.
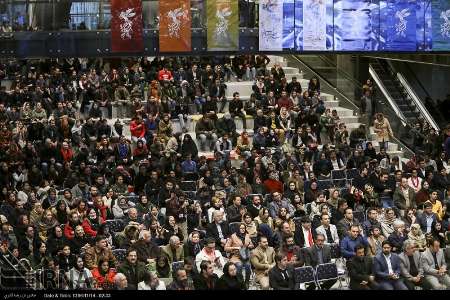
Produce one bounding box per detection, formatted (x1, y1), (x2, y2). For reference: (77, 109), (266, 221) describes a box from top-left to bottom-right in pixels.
(0, 54), (450, 291)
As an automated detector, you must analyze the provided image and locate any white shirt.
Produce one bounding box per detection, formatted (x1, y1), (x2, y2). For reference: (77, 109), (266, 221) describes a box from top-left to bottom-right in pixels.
(383, 253), (393, 274)
(302, 227), (313, 248)
(138, 280), (166, 290)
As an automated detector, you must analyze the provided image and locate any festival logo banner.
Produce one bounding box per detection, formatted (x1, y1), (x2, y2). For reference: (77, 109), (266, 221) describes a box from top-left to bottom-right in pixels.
(303, 0), (327, 50)
(259, 0), (283, 51)
(283, 0), (295, 49)
(380, 0), (416, 51)
(207, 0), (239, 51)
(432, 0), (450, 51)
(110, 0), (144, 53)
(159, 0), (192, 52)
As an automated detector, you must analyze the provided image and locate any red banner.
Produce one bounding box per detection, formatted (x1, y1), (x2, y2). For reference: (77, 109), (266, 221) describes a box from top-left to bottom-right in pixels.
(159, 0), (192, 52)
(110, 0), (144, 53)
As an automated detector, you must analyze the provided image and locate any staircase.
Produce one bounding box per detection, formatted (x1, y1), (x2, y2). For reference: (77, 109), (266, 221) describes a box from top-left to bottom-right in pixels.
(113, 55), (409, 160)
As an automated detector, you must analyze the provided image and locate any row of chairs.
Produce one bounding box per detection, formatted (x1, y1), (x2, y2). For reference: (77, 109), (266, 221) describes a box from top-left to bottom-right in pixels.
(294, 262), (344, 290)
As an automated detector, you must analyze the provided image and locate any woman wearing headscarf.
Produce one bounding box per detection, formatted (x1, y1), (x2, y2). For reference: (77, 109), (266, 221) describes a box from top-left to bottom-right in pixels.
(47, 226), (67, 256)
(216, 262), (246, 290)
(133, 139), (149, 162)
(162, 215), (184, 244)
(236, 174), (252, 200)
(275, 207), (296, 233)
(373, 113), (393, 150)
(155, 255), (171, 279)
(224, 223), (254, 286)
(380, 208), (399, 238)
(28, 242), (50, 269)
(184, 230), (204, 258)
(415, 181), (430, 210)
(53, 200), (70, 225)
(136, 195), (151, 216)
(114, 223), (139, 249)
(37, 209), (59, 242)
(431, 222), (447, 248)
(91, 258), (117, 290)
(242, 213), (258, 238)
(81, 209), (103, 238)
(29, 202), (44, 226)
(181, 134), (198, 159)
(407, 223), (427, 252)
(254, 208), (274, 231)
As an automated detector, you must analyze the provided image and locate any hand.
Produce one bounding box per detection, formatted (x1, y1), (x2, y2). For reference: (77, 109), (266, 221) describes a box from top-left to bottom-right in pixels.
(360, 281), (368, 285)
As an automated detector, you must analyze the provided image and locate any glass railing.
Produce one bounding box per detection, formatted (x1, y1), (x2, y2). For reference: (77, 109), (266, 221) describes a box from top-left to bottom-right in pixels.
(291, 54), (415, 158)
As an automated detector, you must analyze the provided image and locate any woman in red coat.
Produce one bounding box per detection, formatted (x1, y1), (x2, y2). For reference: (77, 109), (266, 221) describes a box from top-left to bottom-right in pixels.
(81, 209), (104, 238)
(60, 141), (73, 162)
(91, 259), (116, 289)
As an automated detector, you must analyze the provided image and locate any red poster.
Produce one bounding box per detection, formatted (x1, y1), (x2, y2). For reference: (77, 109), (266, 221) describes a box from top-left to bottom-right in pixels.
(159, 0), (192, 52)
(110, 0), (144, 53)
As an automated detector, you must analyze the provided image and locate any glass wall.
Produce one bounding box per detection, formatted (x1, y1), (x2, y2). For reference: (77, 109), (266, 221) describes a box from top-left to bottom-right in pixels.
(0, 0), (259, 32)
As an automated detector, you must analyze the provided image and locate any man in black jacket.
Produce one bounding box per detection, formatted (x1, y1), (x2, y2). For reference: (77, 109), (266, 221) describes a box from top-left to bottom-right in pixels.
(206, 210), (230, 253)
(226, 196), (245, 223)
(347, 245), (379, 290)
(130, 230), (162, 265)
(269, 252), (295, 290)
(193, 260), (219, 290)
(246, 195), (263, 219)
(229, 92), (246, 130)
(304, 234), (336, 290)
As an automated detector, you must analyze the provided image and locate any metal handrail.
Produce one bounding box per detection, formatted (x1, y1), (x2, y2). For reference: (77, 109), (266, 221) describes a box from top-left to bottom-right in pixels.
(368, 64), (407, 126)
(362, 55), (450, 68)
(396, 73), (440, 131)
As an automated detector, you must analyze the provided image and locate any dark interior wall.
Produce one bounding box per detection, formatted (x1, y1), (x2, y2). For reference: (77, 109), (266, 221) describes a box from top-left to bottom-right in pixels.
(409, 63), (450, 101)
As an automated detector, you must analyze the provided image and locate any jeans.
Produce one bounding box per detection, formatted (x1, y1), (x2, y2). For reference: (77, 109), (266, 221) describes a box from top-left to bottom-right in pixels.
(381, 197), (394, 208)
(378, 279), (408, 290)
(235, 261), (252, 282)
(194, 97), (206, 113)
(245, 67), (257, 81)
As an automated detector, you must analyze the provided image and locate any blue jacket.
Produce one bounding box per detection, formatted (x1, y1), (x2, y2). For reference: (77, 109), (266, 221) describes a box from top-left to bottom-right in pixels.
(340, 235), (368, 259)
(373, 252), (401, 280)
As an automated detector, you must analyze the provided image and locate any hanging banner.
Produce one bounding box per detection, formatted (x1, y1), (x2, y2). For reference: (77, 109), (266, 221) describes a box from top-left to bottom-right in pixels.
(380, 0), (416, 51)
(259, 0), (284, 51)
(110, 0), (144, 53)
(159, 0), (192, 52)
(432, 0), (450, 51)
(294, 0), (304, 50)
(303, 0), (327, 50)
(207, 0), (239, 51)
(282, 0), (295, 49)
